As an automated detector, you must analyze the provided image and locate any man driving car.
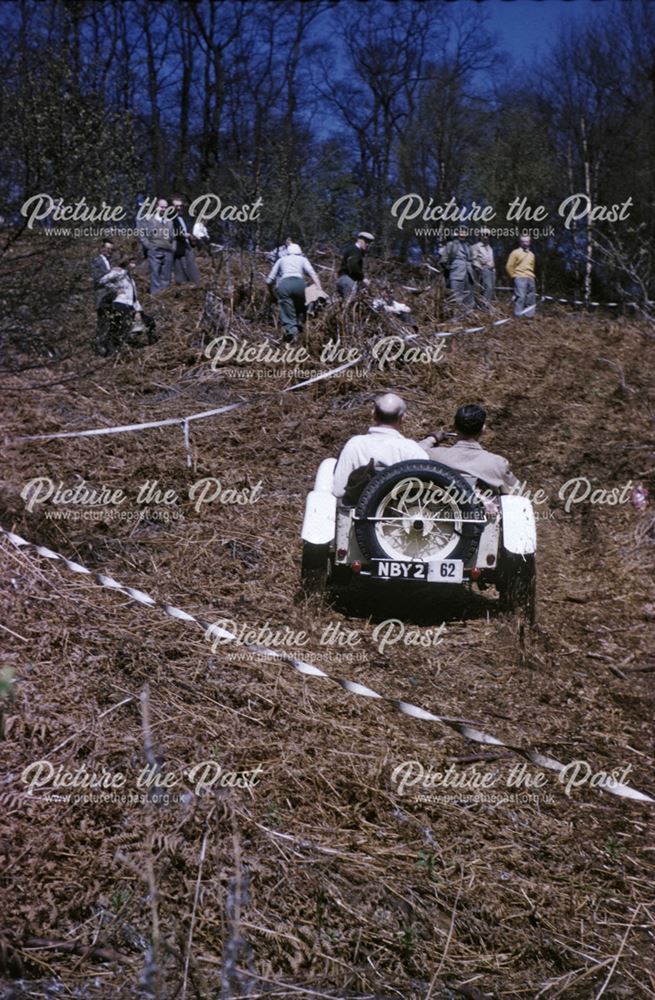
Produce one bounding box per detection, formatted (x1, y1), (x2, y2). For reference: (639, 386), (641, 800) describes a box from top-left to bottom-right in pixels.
(333, 392), (427, 503)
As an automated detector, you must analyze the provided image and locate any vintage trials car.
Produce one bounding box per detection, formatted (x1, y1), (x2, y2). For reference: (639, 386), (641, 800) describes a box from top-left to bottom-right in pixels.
(300, 458), (537, 620)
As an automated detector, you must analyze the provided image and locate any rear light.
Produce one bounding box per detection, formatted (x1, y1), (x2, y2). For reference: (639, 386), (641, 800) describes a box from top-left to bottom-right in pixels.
(470, 567), (481, 580)
(351, 560), (362, 574)
(337, 548), (347, 559)
(486, 554), (495, 566)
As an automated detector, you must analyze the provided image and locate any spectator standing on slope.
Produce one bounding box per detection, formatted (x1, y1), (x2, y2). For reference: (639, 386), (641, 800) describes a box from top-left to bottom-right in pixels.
(337, 231), (375, 300)
(91, 239), (114, 356)
(171, 195), (201, 285)
(471, 229), (496, 303)
(506, 234), (537, 318)
(143, 198), (175, 294)
(440, 227), (475, 307)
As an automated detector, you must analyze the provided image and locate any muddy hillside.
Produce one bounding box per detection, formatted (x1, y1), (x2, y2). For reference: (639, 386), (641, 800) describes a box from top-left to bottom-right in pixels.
(1, 236), (654, 1000)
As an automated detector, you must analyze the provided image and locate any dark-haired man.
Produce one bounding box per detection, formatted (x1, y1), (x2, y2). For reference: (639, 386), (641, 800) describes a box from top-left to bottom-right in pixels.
(333, 392), (427, 501)
(171, 195), (201, 284)
(420, 404), (519, 493)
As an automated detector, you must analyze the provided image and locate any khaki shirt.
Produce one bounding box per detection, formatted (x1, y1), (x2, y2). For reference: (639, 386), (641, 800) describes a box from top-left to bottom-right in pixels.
(420, 439), (519, 494)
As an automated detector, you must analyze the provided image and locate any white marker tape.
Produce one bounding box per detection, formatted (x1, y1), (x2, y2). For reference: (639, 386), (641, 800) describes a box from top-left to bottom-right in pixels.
(2, 525), (652, 807)
(18, 360), (361, 443)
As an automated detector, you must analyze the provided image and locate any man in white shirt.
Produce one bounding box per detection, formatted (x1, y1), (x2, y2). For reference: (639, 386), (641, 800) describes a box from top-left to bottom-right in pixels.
(266, 243), (322, 342)
(333, 393), (428, 503)
(471, 229), (496, 302)
(192, 218), (212, 256)
(91, 240), (114, 355)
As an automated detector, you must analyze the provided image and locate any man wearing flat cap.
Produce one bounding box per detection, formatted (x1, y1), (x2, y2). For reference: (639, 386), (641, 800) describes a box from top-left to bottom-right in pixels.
(337, 231), (375, 301)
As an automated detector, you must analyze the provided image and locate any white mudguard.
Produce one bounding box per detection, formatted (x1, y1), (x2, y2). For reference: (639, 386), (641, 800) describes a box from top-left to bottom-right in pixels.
(301, 458), (337, 546)
(500, 495), (537, 555)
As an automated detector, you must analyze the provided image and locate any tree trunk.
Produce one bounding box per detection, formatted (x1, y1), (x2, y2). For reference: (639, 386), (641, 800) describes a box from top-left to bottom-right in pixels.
(581, 115), (593, 304)
(142, 5), (162, 189)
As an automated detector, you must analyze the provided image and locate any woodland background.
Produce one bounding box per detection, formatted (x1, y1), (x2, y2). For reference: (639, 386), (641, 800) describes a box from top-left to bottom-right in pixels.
(1, 0), (655, 301)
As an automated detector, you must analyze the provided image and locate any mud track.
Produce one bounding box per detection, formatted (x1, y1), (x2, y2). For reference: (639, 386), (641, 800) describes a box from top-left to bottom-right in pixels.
(1, 239), (654, 999)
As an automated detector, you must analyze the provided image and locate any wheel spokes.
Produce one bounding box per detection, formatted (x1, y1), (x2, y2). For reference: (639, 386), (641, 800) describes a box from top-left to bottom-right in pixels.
(374, 484), (464, 560)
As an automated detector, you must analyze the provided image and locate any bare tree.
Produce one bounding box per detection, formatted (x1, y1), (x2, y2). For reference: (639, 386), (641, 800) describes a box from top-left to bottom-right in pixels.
(316, 0), (440, 250)
(186, 0), (246, 181)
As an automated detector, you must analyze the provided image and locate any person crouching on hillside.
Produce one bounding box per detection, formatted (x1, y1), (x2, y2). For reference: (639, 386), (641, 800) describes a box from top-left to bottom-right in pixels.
(266, 243), (323, 343)
(99, 255), (157, 355)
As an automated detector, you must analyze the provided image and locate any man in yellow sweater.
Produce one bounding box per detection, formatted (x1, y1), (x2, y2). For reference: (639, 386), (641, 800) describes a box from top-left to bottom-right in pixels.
(506, 234), (536, 317)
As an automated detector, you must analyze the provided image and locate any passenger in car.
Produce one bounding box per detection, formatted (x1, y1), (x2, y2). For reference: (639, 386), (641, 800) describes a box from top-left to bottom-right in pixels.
(420, 404), (519, 494)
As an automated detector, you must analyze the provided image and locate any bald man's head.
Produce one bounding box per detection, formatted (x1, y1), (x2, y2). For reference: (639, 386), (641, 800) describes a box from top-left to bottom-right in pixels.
(373, 392), (407, 426)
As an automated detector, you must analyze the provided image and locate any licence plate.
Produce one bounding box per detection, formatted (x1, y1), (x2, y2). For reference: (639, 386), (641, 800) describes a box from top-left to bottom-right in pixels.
(374, 560), (428, 580)
(373, 560), (463, 583)
(428, 559), (463, 583)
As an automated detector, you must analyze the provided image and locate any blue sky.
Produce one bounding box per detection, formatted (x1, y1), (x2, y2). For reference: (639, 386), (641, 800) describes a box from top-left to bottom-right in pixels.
(316, 0), (616, 122)
(482, 0), (613, 62)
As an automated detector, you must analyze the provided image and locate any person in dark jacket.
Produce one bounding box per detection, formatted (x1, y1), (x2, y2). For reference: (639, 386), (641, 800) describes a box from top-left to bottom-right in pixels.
(337, 231), (374, 300)
(171, 196), (201, 284)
